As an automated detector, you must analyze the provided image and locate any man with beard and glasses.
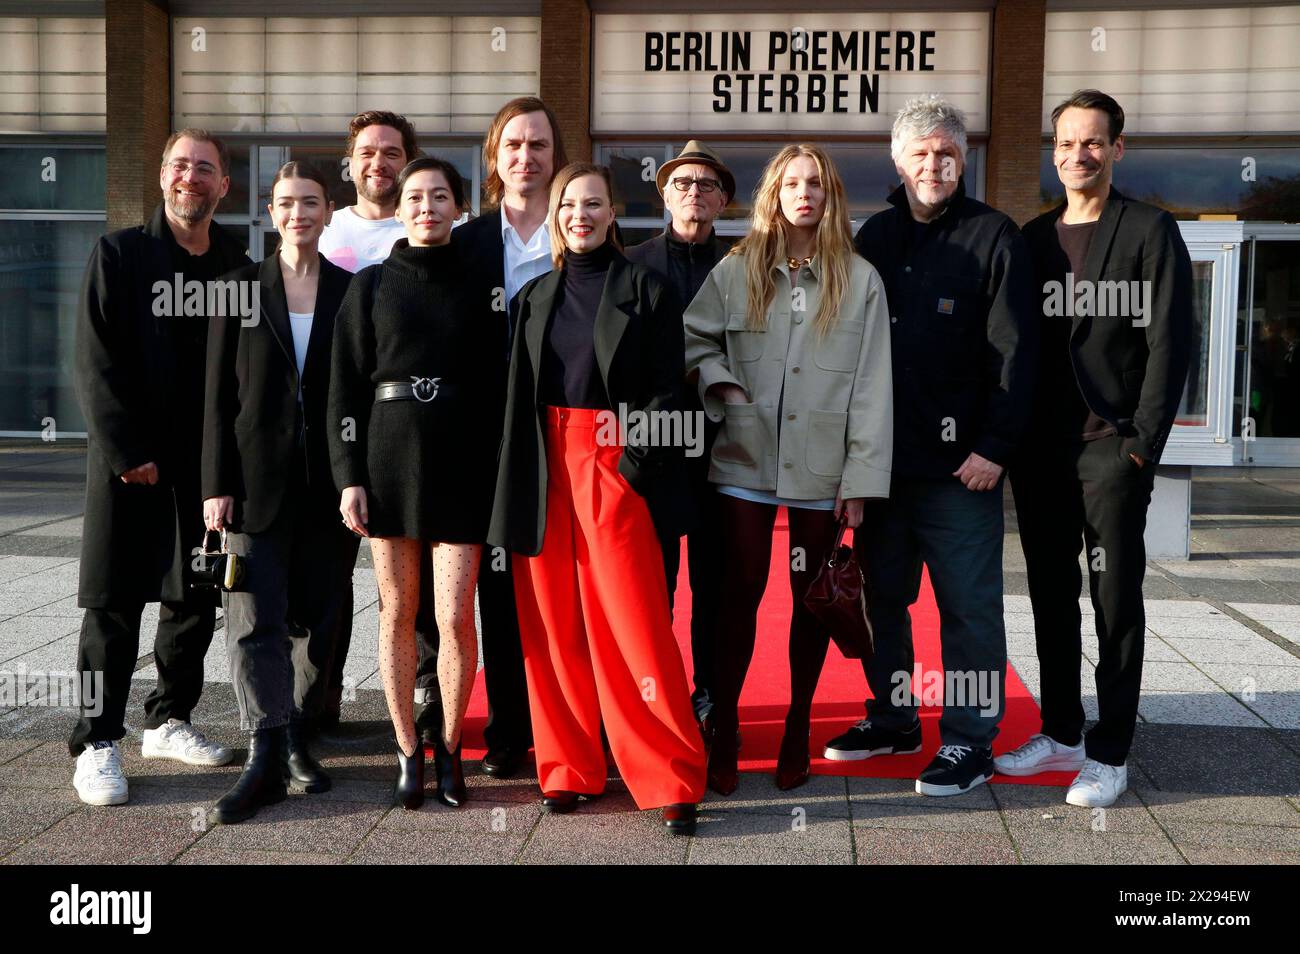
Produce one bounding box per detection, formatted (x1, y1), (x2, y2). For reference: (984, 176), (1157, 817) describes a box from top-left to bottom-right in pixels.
(71, 129), (251, 806)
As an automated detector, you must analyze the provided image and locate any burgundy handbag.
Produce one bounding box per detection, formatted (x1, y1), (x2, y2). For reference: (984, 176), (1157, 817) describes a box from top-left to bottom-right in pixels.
(803, 517), (874, 661)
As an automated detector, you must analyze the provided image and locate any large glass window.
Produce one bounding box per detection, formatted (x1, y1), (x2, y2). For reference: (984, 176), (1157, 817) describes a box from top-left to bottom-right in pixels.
(1038, 145), (1300, 220)
(0, 145), (105, 210)
(0, 217), (102, 435)
(1239, 240), (1300, 439)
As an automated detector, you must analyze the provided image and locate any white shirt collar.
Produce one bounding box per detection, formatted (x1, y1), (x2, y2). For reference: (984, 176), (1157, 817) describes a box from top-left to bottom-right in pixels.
(500, 207), (549, 256)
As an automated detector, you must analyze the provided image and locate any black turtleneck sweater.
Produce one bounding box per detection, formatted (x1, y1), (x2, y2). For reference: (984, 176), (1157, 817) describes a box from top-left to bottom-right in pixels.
(328, 238), (507, 540)
(538, 242), (614, 409)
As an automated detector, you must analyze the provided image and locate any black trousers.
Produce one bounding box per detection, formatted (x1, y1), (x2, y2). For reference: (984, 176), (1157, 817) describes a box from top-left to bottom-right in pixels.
(414, 547), (533, 751)
(68, 593), (215, 755)
(1009, 435), (1157, 766)
(222, 475), (360, 731)
(658, 434), (725, 712)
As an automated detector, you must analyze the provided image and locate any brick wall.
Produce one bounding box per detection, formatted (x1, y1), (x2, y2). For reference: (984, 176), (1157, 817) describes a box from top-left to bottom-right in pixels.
(986, 0), (1046, 226)
(540, 0), (593, 163)
(105, 0), (170, 232)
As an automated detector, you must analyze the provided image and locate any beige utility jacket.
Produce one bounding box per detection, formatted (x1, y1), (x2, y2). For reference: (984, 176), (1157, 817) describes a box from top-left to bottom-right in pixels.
(684, 252), (893, 501)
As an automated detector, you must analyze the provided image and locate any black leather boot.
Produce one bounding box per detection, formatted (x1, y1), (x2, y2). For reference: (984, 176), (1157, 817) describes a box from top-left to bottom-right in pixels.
(207, 727), (288, 826)
(394, 737), (425, 810)
(283, 721), (331, 794)
(433, 735), (466, 808)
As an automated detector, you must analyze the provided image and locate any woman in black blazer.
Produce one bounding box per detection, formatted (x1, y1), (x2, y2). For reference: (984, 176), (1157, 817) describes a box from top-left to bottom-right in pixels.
(488, 162), (705, 835)
(200, 161), (359, 825)
(328, 157), (506, 810)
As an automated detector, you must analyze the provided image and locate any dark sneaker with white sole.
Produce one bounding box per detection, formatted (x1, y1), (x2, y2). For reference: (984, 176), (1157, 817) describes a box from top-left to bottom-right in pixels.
(915, 744), (993, 796)
(822, 719), (922, 761)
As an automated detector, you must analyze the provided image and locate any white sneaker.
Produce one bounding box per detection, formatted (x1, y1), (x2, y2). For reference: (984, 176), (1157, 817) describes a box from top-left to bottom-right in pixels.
(73, 741), (128, 806)
(1065, 759), (1128, 808)
(141, 719), (233, 766)
(993, 733), (1086, 776)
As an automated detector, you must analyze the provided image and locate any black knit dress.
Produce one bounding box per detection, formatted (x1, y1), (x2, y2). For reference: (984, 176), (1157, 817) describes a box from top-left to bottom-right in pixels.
(327, 239), (507, 542)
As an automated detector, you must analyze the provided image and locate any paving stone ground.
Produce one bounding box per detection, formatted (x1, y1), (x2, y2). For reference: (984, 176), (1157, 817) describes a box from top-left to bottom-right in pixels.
(2, 444), (1298, 864)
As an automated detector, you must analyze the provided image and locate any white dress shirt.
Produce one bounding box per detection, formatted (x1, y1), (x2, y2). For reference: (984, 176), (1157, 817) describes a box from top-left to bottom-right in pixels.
(501, 210), (553, 308)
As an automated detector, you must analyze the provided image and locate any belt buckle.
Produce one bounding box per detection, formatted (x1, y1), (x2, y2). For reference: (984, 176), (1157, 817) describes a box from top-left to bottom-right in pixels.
(409, 376), (441, 403)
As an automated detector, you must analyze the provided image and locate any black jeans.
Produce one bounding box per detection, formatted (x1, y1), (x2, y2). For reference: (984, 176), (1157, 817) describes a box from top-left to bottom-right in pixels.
(1010, 435), (1156, 766)
(658, 425), (724, 712)
(855, 476), (1007, 749)
(222, 480), (360, 731)
(68, 594), (215, 756)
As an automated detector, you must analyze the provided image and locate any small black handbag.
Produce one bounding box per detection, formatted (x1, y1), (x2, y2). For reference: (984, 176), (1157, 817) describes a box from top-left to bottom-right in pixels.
(803, 517), (874, 661)
(189, 529), (246, 593)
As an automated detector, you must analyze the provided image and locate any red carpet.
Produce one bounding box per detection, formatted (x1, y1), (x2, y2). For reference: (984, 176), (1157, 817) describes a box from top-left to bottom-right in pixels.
(456, 512), (1071, 787)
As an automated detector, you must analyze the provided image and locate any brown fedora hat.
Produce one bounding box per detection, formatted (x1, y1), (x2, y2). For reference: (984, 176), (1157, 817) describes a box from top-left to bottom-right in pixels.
(656, 140), (736, 203)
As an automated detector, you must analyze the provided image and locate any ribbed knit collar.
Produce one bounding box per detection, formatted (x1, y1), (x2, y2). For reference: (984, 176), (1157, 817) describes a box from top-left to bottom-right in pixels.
(384, 238), (457, 281)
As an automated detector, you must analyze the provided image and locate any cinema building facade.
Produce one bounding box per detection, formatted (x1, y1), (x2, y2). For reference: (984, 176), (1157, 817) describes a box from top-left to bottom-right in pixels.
(1, 0), (1297, 550)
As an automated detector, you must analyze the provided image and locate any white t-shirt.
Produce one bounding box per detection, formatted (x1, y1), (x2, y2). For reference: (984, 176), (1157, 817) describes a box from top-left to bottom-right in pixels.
(318, 207), (406, 274)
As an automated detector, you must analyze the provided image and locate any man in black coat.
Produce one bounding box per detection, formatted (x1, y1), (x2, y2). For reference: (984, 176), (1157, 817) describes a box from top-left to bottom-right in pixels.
(998, 90), (1193, 809)
(822, 97), (1038, 799)
(443, 96), (568, 777)
(624, 140), (733, 733)
(70, 130), (251, 806)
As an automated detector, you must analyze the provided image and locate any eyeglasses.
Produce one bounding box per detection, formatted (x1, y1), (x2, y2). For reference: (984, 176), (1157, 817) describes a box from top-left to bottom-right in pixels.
(670, 176), (722, 194)
(165, 159), (219, 180)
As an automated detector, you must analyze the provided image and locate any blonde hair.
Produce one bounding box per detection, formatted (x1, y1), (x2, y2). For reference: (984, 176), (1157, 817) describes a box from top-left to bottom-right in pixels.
(730, 144), (855, 336)
(546, 162), (621, 268)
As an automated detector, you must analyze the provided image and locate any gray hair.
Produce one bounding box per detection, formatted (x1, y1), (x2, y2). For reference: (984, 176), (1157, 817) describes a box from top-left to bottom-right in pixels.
(890, 96), (968, 163)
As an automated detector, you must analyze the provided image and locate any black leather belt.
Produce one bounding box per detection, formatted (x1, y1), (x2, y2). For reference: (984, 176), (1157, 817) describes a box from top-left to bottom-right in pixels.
(375, 378), (442, 403)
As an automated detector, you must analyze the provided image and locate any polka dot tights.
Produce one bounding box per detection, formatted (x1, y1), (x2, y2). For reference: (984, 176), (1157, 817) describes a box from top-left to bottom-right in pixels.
(371, 537), (481, 758)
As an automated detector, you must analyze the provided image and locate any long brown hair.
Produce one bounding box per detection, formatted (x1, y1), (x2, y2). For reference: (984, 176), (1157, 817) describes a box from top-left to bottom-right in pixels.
(546, 162), (621, 269)
(482, 97), (568, 210)
(730, 144), (855, 336)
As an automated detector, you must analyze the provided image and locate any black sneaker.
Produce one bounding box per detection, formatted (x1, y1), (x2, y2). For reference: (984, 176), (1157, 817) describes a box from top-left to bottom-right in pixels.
(915, 744), (993, 796)
(822, 719), (922, 761)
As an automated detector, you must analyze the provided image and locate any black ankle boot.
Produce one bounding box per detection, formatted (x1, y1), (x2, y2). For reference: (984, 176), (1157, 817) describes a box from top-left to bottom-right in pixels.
(433, 735), (466, 808)
(283, 721), (331, 794)
(394, 737), (425, 810)
(207, 727), (288, 826)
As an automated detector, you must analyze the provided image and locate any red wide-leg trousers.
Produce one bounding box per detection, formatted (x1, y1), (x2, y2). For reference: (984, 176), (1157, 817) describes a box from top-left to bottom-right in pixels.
(512, 406), (706, 810)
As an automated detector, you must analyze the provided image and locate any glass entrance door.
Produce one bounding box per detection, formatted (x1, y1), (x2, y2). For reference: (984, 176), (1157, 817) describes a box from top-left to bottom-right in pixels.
(1237, 226), (1300, 465)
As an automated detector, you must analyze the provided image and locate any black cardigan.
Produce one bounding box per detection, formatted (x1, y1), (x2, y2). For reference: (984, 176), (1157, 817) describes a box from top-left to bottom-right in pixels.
(487, 249), (690, 556)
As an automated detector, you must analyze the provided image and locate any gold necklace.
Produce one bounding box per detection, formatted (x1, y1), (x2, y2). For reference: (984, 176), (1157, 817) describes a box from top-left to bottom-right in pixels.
(787, 254), (813, 270)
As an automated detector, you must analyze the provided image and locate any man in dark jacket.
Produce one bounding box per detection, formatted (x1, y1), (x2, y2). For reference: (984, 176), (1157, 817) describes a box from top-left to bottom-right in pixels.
(71, 129), (251, 806)
(624, 140), (733, 733)
(998, 90), (1193, 809)
(823, 97), (1038, 797)
(445, 96), (568, 777)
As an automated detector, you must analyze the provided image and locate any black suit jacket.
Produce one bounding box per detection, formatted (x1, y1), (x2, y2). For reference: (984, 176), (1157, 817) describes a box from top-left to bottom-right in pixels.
(202, 253), (353, 533)
(75, 205), (250, 607)
(451, 208), (508, 321)
(487, 251), (689, 556)
(1022, 187), (1193, 463)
